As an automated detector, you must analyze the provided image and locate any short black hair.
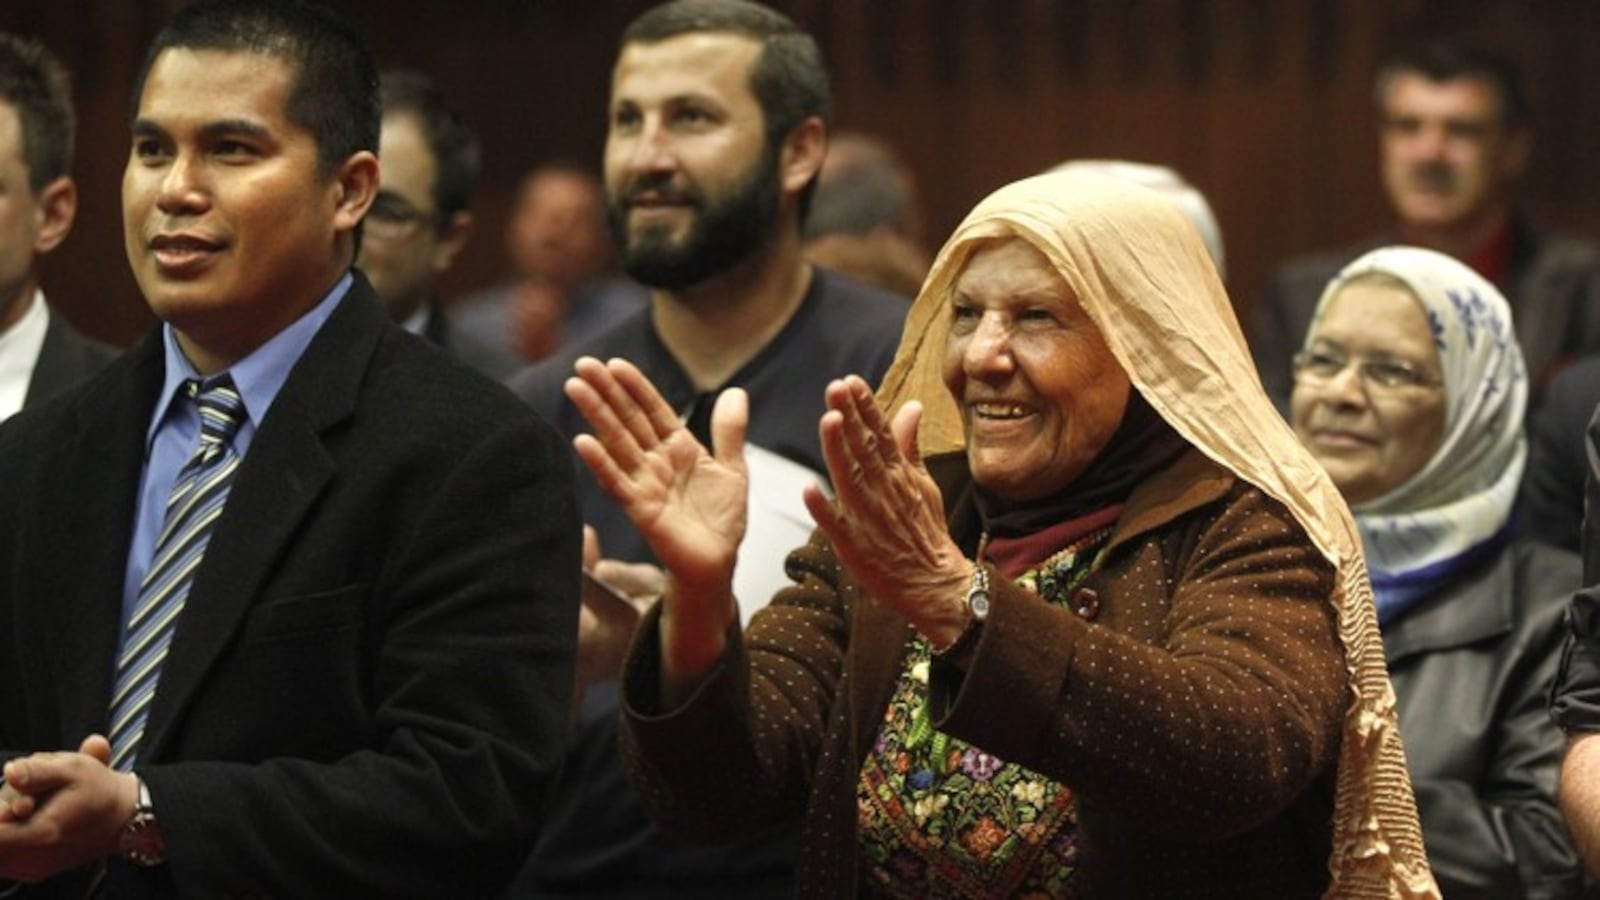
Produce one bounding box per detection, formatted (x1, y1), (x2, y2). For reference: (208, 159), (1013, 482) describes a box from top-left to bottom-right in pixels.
(1376, 38), (1530, 131)
(0, 31), (74, 191)
(621, 0), (831, 217)
(132, 0), (379, 178)
(380, 69), (480, 223)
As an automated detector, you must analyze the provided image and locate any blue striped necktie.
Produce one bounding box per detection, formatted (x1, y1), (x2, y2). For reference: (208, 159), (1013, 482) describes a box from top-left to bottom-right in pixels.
(108, 377), (247, 771)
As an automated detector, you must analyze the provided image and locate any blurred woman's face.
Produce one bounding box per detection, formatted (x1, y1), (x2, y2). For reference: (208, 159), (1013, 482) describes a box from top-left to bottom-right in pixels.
(1290, 279), (1447, 504)
(941, 239), (1131, 502)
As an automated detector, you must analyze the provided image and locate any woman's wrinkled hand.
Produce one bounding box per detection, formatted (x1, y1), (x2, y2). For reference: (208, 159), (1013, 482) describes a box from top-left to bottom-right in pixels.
(802, 376), (972, 645)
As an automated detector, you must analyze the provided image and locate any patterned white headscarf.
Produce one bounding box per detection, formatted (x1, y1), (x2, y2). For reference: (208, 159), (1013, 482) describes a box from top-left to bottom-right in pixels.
(1305, 246), (1526, 579)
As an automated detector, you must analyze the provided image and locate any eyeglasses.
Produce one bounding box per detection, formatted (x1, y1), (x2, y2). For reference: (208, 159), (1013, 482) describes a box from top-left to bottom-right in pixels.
(1292, 346), (1440, 391)
(364, 191), (439, 238)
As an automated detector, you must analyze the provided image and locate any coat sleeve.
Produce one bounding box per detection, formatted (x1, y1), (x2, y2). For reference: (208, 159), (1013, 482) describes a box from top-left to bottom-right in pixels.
(932, 485), (1345, 840)
(618, 531), (853, 843)
(1553, 407), (1600, 736)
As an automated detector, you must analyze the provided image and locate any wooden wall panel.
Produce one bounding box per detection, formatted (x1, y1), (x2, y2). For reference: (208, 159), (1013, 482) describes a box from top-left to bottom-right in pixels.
(2, 1), (1596, 347)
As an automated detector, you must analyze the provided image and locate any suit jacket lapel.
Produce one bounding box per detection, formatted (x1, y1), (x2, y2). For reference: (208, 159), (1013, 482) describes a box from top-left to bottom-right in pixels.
(47, 336), (165, 738)
(140, 279), (386, 761)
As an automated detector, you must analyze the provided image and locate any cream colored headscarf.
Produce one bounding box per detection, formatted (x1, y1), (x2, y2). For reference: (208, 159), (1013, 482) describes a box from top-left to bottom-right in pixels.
(876, 171), (1438, 899)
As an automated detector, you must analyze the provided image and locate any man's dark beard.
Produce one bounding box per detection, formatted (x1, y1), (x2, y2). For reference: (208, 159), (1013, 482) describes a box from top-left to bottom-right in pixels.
(607, 142), (782, 291)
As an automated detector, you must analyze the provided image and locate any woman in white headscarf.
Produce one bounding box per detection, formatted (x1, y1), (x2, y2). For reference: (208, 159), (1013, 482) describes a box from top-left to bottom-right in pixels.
(569, 171), (1435, 897)
(1292, 246), (1582, 898)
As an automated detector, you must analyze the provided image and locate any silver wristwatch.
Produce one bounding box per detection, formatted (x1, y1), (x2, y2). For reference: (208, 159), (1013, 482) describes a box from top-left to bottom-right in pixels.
(965, 562), (991, 622)
(933, 562), (989, 658)
(118, 774), (166, 867)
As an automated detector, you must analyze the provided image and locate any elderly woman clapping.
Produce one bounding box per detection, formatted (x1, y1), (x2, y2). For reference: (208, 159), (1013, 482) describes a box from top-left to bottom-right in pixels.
(566, 171), (1436, 898)
(1291, 246), (1583, 898)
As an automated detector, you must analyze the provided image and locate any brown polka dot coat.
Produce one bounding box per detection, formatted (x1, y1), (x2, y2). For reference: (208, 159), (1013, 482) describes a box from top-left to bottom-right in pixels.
(621, 448), (1348, 898)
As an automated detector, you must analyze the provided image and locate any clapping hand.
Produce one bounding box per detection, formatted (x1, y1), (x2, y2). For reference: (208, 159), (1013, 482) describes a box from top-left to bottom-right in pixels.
(802, 376), (972, 647)
(575, 526), (663, 699)
(0, 735), (133, 883)
(565, 356), (749, 679)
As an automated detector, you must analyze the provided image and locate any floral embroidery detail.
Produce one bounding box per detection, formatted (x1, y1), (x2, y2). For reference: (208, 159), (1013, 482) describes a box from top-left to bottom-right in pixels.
(1011, 780), (1046, 806)
(960, 748), (1003, 782)
(960, 816), (1008, 859)
(856, 527), (1111, 897)
(912, 793), (950, 825)
(1448, 287), (1485, 349)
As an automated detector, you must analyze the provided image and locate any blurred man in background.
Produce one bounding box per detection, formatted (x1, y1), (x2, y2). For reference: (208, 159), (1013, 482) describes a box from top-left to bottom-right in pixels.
(1254, 37), (1600, 413)
(0, 31), (116, 422)
(358, 68), (519, 379)
(801, 129), (928, 297)
(452, 164), (645, 369)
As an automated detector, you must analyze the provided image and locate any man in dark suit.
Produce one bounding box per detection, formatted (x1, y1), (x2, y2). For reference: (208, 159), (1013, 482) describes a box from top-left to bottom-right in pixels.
(0, 2), (580, 897)
(357, 68), (522, 382)
(1253, 38), (1600, 414)
(0, 32), (116, 421)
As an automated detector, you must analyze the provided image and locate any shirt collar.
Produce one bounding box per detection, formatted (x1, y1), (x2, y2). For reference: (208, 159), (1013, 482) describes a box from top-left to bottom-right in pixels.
(1462, 218), (1516, 286)
(400, 302), (429, 335)
(0, 289), (50, 421)
(148, 272), (353, 446)
(1395, 217), (1516, 286)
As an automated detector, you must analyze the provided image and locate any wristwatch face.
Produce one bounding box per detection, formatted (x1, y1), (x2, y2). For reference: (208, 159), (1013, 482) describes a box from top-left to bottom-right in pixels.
(120, 810), (166, 866)
(969, 588), (991, 621)
(120, 778), (166, 867)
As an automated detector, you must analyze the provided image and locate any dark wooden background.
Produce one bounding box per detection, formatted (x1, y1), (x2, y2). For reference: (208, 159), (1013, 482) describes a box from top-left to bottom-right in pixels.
(6, 0), (1599, 347)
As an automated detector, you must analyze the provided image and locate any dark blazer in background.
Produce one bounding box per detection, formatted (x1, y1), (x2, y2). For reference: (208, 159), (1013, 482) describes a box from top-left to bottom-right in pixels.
(1521, 355), (1600, 554)
(20, 304), (119, 409)
(0, 275), (581, 899)
(419, 298), (523, 383)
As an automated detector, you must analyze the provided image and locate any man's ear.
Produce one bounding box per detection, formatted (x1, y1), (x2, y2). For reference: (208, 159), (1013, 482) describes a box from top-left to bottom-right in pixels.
(779, 116), (827, 200)
(32, 176), (76, 256)
(332, 150), (380, 233)
(431, 211), (474, 276)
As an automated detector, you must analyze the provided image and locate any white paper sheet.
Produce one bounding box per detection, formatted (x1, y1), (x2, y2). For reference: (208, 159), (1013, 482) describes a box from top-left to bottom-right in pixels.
(733, 442), (827, 624)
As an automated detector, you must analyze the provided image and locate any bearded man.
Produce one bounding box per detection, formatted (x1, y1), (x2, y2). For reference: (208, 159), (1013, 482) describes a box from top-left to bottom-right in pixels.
(507, 2), (908, 897)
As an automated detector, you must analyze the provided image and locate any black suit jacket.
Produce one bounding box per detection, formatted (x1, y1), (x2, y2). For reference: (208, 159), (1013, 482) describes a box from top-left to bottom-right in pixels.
(20, 303), (118, 409)
(0, 275), (580, 898)
(1521, 355), (1600, 554)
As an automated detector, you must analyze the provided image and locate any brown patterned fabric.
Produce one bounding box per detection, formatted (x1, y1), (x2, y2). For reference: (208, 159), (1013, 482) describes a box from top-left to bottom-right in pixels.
(878, 171), (1436, 897)
(854, 525), (1112, 896)
(623, 449), (1351, 897)
(620, 170), (1435, 898)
